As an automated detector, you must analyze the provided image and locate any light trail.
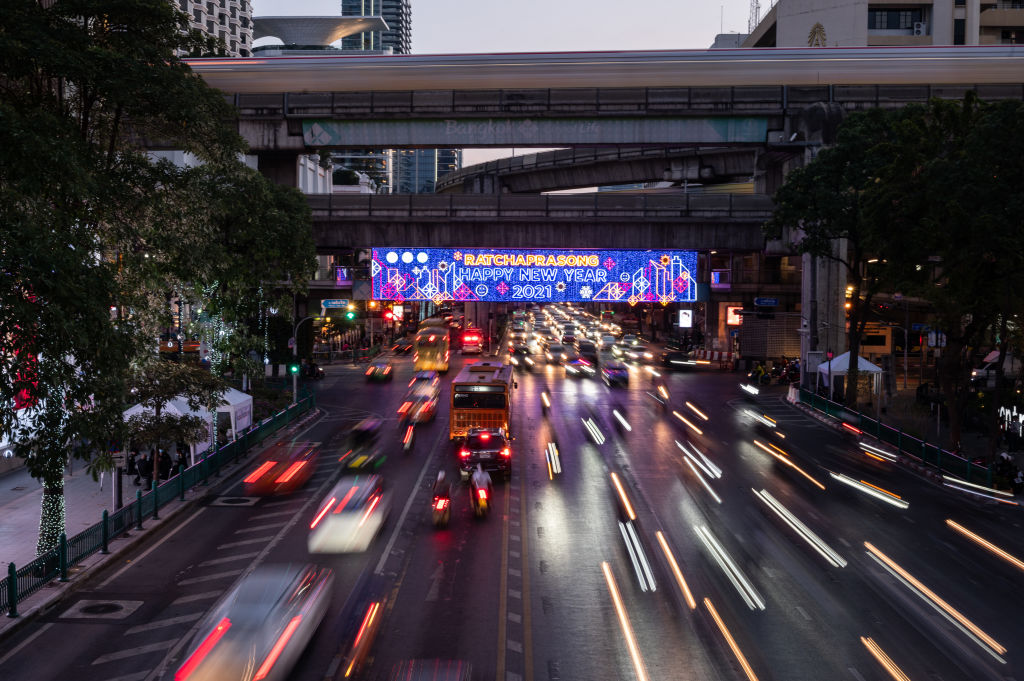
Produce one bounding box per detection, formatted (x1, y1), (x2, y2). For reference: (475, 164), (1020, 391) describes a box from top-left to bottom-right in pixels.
(829, 472), (908, 509)
(613, 409), (633, 431)
(611, 472), (636, 521)
(704, 598), (760, 681)
(672, 410), (704, 435)
(864, 541), (1006, 661)
(946, 519), (1024, 572)
(752, 440), (826, 490)
(683, 457), (722, 504)
(695, 525), (765, 610)
(685, 401), (709, 421)
(602, 562), (650, 681)
(618, 521), (656, 592)
(753, 489), (846, 568)
(677, 440), (722, 478)
(860, 636), (911, 681)
(655, 531), (696, 610)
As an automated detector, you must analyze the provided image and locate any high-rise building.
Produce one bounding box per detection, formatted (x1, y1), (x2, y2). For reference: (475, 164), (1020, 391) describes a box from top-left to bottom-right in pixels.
(341, 1), (412, 54)
(394, 149), (463, 194)
(177, 0), (253, 57)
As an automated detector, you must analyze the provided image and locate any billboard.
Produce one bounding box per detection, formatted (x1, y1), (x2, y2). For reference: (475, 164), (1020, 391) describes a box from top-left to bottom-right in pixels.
(372, 248), (698, 304)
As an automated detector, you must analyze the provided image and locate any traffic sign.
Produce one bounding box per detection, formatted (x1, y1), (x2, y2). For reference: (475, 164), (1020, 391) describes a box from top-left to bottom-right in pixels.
(321, 299), (349, 308)
(754, 297), (779, 307)
(912, 323), (929, 332)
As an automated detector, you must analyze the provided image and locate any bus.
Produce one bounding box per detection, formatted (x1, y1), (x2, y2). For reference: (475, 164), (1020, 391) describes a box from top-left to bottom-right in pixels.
(449, 361), (514, 440)
(415, 324), (450, 372)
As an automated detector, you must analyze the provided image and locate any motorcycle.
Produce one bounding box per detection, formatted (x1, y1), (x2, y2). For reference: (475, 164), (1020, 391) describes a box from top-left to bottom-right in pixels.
(470, 474), (492, 518)
(541, 388), (552, 417)
(304, 364), (325, 379)
(432, 492), (451, 527)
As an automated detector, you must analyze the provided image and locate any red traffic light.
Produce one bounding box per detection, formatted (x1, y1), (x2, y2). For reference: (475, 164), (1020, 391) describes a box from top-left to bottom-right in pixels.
(383, 310), (394, 321)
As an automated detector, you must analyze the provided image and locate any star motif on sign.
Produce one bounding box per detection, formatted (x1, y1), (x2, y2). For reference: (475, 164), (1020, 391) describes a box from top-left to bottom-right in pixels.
(433, 294), (444, 305)
(603, 257), (616, 270)
(412, 267), (421, 275)
(660, 255), (670, 266)
(556, 282), (566, 292)
(496, 282), (510, 295)
(438, 261), (449, 271)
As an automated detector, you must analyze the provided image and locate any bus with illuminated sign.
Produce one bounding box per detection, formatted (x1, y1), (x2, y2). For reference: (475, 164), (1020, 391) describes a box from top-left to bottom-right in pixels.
(414, 325), (450, 373)
(449, 362), (514, 440)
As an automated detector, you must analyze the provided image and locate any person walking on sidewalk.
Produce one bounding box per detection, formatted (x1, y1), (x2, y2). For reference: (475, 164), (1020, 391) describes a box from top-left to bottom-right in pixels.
(138, 451), (153, 490)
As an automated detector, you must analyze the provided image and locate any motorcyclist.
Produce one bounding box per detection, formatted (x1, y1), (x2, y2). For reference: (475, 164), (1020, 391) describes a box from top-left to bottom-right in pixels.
(433, 470), (450, 501)
(470, 463), (493, 512)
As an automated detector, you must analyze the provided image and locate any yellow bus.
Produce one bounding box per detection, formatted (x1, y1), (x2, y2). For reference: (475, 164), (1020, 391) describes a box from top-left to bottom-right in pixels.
(449, 361), (514, 440)
(414, 325), (450, 372)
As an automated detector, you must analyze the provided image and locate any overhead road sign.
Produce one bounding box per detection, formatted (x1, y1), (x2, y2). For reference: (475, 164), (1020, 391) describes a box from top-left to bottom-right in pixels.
(321, 299), (349, 308)
(754, 297), (778, 307)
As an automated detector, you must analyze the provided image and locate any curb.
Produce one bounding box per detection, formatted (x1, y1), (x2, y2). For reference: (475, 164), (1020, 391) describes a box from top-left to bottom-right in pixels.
(0, 406), (325, 644)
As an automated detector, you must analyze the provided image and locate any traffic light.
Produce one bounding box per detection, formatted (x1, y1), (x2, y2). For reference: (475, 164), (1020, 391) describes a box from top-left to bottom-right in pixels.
(345, 309), (356, 320)
(383, 309), (394, 321)
(289, 362), (300, 375)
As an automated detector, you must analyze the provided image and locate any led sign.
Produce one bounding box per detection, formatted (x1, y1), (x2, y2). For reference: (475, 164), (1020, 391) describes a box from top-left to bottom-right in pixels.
(372, 248), (698, 304)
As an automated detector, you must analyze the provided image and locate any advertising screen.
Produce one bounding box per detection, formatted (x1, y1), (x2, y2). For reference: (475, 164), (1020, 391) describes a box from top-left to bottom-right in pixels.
(372, 248), (698, 304)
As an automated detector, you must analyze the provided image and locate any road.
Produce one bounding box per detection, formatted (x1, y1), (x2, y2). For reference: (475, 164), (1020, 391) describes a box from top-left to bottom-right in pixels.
(1, 349), (1021, 681)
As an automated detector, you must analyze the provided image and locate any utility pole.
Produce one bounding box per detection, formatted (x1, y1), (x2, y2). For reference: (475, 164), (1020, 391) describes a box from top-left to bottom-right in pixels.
(292, 316), (315, 406)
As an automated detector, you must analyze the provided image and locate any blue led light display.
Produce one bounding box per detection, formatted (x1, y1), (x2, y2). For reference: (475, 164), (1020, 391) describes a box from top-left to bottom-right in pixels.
(372, 248), (698, 303)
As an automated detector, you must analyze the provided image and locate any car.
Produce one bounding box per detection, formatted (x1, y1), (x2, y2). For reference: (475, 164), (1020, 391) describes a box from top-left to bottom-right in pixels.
(458, 428), (511, 479)
(392, 338), (414, 354)
(508, 341), (532, 355)
(407, 370), (440, 396)
(174, 563), (333, 681)
(399, 392), (439, 424)
(564, 357), (597, 378)
(339, 418), (387, 473)
(602, 361), (630, 387)
(544, 343), (568, 364)
(599, 335), (617, 350)
(577, 341), (599, 363)
(561, 334), (577, 346)
(662, 350), (697, 370)
(365, 361), (394, 381)
(243, 441), (320, 496)
(621, 334), (639, 346)
(626, 344), (655, 363)
(308, 474), (391, 553)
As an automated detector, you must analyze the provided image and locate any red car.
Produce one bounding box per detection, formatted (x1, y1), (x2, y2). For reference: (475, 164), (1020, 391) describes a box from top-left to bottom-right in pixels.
(243, 441), (319, 495)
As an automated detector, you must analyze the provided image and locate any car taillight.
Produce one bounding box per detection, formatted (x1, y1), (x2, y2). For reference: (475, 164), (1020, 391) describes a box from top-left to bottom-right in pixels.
(365, 368), (373, 376)
(501, 448), (511, 458)
(310, 497), (337, 529)
(459, 449), (470, 458)
(175, 617), (232, 681)
(244, 461), (278, 484)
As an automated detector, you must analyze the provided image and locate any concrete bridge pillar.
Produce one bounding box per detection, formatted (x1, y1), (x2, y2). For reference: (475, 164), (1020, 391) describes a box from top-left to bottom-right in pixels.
(256, 151), (300, 188)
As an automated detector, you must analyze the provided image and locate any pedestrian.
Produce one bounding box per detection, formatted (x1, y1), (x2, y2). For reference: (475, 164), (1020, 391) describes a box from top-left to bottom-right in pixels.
(138, 452), (153, 490)
(1014, 468), (1023, 496)
(127, 448), (138, 479)
(175, 448), (187, 473)
(158, 448), (171, 480)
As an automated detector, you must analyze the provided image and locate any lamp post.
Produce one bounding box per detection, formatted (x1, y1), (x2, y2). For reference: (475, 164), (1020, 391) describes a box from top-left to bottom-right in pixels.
(292, 315), (315, 405)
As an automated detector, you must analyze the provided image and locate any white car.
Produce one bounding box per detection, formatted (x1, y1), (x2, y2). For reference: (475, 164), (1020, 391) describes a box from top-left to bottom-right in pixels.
(308, 475), (391, 553)
(600, 335), (617, 350)
(173, 564), (333, 681)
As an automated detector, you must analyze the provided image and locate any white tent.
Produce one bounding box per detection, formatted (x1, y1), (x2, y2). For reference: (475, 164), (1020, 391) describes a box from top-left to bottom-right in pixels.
(815, 351), (883, 401)
(123, 399), (213, 466)
(218, 388), (254, 439)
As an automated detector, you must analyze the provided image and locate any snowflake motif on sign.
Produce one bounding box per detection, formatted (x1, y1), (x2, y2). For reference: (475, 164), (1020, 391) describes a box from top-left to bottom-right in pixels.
(579, 285), (593, 299)
(453, 251), (463, 261)
(438, 261), (449, 271)
(496, 282), (510, 295)
(659, 294), (672, 305)
(673, 276), (689, 294)
(393, 293), (405, 304)
(603, 257), (616, 270)
(607, 283), (621, 298)
(412, 266), (420, 276)
(556, 282), (566, 292)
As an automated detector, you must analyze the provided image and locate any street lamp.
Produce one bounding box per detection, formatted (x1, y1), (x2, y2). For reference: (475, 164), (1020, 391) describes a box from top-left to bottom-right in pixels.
(292, 315), (316, 405)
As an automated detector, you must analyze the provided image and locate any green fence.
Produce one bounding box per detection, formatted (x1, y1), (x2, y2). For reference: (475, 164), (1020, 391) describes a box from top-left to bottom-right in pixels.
(3, 393), (315, 618)
(798, 388), (990, 485)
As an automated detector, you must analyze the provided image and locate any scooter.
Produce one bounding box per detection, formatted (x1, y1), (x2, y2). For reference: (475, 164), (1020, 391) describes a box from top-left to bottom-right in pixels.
(432, 493), (451, 527)
(541, 389), (552, 417)
(470, 478), (491, 518)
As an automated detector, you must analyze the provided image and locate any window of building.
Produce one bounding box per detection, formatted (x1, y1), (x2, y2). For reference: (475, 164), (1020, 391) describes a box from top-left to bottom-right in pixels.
(868, 9), (923, 30)
(179, 0), (188, 11)
(954, 0), (964, 5)
(955, 18), (966, 44)
(193, 9), (202, 22)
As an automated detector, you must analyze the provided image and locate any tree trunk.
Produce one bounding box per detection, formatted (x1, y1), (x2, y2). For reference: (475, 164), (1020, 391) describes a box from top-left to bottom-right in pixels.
(36, 454), (66, 556)
(937, 337), (966, 451)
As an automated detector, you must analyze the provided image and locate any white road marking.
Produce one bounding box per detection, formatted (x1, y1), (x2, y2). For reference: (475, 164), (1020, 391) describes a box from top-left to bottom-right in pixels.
(0, 623), (53, 666)
(177, 569), (244, 586)
(98, 508), (206, 588)
(508, 640), (523, 653)
(795, 605), (812, 621)
(509, 589), (521, 599)
(91, 639), (177, 665)
(170, 591), (222, 605)
(838, 537), (851, 547)
(848, 666), (867, 681)
(508, 568), (521, 577)
(198, 551), (260, 568)
(125, 612), (204, 635)
(216, 537), (273, 549)
(248, 510), (296, 521)
(233, 522), (286, 534)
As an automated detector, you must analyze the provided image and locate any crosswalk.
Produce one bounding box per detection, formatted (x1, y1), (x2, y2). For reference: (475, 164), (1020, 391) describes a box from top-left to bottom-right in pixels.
(727, 395), (819, 430)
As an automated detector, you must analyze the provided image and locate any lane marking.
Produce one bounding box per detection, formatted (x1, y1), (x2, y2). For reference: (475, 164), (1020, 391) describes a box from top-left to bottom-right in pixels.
(177, 568), (244, 586)
(248, 510), (297, 521)
(125, 612), (204, 635)
(98, 508), (206, 588)
(198, 551), (260, 568)
(0, 622), (53, 666)
(216, 537), (273, 549)
(496, 460), (512, 681)
(520, 454), (534, 681)
(233, 521), (286, 534)
(170, 590), (223, 605)
(91, 639), (177, 665)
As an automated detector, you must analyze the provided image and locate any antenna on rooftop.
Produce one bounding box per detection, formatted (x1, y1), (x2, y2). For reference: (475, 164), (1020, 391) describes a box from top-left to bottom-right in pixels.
(748, 0), (761, 33)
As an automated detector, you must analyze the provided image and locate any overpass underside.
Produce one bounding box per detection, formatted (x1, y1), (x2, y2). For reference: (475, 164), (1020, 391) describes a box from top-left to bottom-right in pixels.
(309, 193), (773, 251)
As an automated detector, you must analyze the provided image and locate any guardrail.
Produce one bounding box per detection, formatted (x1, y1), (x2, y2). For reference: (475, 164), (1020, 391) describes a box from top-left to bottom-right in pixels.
(2, 394), (315, 617)
(798, 388), (991, 486)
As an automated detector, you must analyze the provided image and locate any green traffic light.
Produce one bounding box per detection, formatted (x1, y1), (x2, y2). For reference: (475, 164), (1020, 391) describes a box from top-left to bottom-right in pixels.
(289, 364), (300, 374)
(345, 311), (356, 320)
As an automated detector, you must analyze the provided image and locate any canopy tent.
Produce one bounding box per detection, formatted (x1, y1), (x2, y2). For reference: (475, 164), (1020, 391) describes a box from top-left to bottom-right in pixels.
(815, 351), (883, 401)
(218, 387), (253, 439)
(123, 399), (213, 466)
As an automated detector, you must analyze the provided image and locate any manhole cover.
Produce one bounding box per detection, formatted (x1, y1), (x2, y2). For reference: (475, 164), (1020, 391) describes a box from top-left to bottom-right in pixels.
(81, 603), (122, 615)
(62, 599), (143, 619)
(210, 496), (260, 507)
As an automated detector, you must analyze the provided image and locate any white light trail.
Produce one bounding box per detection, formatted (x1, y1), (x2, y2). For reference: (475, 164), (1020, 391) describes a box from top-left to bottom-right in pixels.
(618, 521), (656, 592)
(695, 525), (765, 611)
(829, 472), (909, 509)
(683, 458), (722, 504)
(753, 489), (846, 568)
(613, 410), (632, 431)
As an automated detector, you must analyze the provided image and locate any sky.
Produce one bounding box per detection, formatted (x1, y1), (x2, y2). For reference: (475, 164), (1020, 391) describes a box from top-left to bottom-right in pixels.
(250, 0), (753, 165)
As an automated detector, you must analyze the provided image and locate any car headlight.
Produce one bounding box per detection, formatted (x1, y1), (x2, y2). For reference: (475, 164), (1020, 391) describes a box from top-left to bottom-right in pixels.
(644, 352), (653, 359)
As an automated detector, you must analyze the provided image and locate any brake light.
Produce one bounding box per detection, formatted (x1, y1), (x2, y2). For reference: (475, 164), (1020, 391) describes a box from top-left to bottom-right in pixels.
(333, 485), (360, 514)
(358, 494), (382, 527)
(501, 448), (511, 458)
(275, 461), (307, 484)
(459, 449), (470, 458)
(403, 425), (415, 445)
(175, 617), (232, 681)
(253, 615), (302, 680)
(365, 368), (373, 376)
(434, 497), (449, 511)
(383, 366), (391, 374)
(244, 461), (277, 484)
(397, 401), (412, 415)
(480, 432), (490, 441)
(310, 497), (337, 529)
(477, 488), (488, 501)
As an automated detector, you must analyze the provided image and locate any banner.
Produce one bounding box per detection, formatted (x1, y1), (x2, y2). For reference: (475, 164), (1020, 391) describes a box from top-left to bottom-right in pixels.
(372, 248), (698, 304)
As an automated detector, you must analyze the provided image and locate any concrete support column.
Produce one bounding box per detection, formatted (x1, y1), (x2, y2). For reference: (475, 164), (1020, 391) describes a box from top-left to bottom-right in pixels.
(966, 0), (980, 45)
(256, 152), (300, 188)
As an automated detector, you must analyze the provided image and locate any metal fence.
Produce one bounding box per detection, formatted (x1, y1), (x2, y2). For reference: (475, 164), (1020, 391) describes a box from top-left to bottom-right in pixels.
(3, 394), (315, 617)
(798, 388), (991, 485)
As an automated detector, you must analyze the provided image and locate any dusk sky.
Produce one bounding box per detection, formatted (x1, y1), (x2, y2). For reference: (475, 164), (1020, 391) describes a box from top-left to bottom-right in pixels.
(250, 0), (754, 165)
